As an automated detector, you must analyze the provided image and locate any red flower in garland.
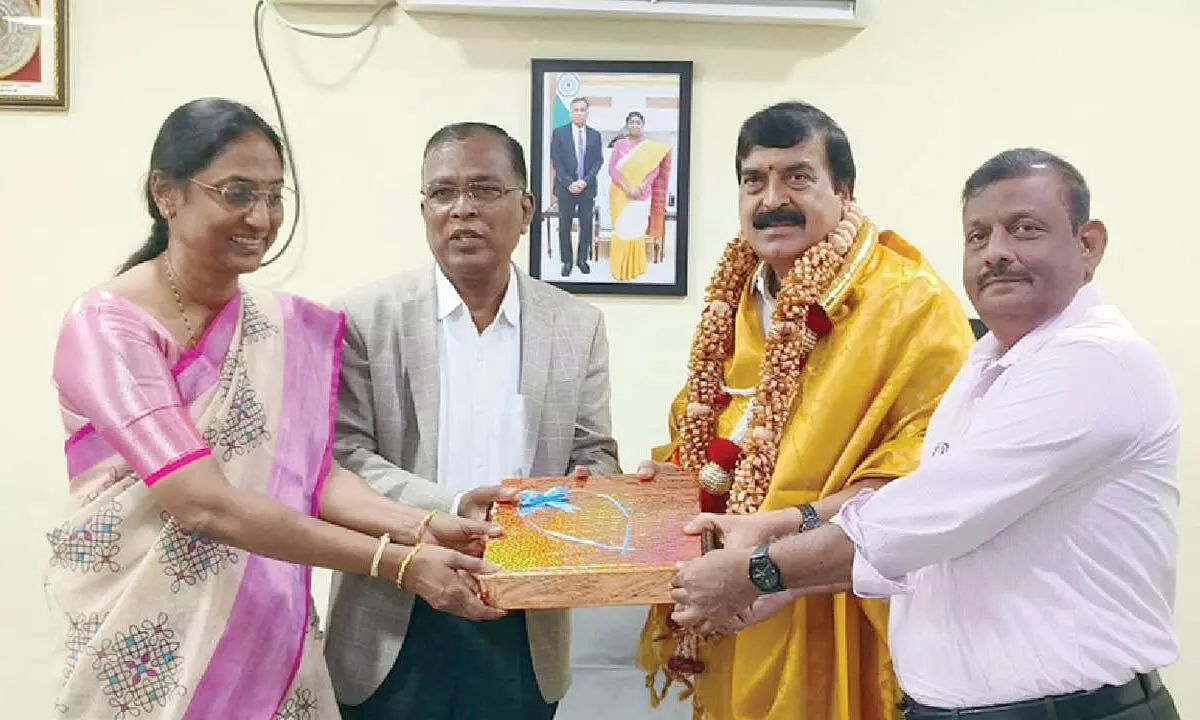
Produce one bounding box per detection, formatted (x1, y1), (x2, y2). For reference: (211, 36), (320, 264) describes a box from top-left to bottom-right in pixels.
(706, 437), (741, 470)
(805, 304), (833, 336)
(697, 436), (740, 508)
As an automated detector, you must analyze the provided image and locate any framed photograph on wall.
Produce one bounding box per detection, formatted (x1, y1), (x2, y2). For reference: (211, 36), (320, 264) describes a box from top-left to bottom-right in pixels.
(0, 0), (68, 109)
(529, 58), (693, 296)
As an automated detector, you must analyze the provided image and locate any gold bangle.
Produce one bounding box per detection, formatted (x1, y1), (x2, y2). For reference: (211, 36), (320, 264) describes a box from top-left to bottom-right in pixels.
(370, 533), (390, 578)
(413, 510), (438, 543)
(396, 543), (423, 590)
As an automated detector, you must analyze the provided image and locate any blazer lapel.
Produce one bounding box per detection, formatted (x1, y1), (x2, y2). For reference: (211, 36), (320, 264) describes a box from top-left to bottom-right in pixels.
(518, 274), (552, 475)
(405, 268), (441, 477)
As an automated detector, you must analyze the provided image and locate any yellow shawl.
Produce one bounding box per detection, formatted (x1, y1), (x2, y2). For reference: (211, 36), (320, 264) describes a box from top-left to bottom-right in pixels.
(638, 228), (976, 720)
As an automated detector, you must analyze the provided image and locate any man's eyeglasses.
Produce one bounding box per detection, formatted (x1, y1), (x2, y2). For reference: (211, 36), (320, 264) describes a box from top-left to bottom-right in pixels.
(421, 183), (525, 208)
(191, 179), (293, 214)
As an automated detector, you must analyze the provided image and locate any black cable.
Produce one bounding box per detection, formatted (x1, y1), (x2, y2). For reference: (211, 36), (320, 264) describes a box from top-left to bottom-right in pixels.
(251, 0), (395, 266)
(253, 0), (301, 267)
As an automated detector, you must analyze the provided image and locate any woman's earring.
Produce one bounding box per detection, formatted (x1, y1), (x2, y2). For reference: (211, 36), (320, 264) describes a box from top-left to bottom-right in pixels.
(163, 206), (176, 220)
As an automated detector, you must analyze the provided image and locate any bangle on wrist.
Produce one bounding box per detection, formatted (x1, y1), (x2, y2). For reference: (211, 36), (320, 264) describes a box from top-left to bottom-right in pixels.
(413, 510), (438, 543)
(396, 543), (423, 590)
(370, 533), (391, 578)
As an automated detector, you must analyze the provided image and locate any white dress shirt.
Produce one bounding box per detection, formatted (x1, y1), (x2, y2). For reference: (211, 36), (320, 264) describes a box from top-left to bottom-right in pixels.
(752, 263), (776, 334)
(831, 282), (1180, 708)
(435, 264), (524, 508)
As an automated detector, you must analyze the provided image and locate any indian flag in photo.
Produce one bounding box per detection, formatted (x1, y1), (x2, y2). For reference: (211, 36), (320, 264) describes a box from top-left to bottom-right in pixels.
(550, 71), (582, 130)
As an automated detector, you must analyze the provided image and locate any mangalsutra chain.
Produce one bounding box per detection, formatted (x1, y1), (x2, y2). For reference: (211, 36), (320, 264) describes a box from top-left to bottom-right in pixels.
(164, 256), (197, 349)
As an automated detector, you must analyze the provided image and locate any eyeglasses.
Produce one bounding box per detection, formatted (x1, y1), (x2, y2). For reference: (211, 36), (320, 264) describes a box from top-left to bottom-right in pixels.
(421, 182), (525, 208)
(191, 179), (293, 214)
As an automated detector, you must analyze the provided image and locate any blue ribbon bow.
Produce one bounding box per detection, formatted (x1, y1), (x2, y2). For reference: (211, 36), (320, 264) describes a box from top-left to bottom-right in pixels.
(516, 486), (579, 517)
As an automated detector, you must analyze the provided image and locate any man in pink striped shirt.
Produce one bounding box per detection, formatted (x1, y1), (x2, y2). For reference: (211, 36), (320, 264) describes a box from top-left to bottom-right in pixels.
(667, 148), (1181, 720)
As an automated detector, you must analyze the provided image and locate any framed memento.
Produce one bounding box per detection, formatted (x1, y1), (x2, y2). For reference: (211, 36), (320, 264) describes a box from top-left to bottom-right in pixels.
(528, 59), (693, 296)
(480, 472), (703, 609)
(0, 0), (67, 109)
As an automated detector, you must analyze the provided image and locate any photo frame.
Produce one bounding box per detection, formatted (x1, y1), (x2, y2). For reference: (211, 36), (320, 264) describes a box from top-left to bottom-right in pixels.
(0, 0), (68, 110)
(528, 59), (693, 296)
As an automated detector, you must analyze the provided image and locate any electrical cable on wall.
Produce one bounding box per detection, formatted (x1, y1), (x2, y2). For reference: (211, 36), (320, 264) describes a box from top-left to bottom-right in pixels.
(251, 0), (398, 266)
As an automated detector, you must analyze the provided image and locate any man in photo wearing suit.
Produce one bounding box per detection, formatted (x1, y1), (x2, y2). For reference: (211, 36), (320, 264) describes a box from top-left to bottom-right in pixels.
(550, 97), (603, 276)
(323, 121), (621, 719)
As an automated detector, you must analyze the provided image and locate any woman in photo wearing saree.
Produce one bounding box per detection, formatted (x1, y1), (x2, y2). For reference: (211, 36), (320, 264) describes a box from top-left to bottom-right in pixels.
(45, 98), (509, 720)
(606, 111), (672, 282)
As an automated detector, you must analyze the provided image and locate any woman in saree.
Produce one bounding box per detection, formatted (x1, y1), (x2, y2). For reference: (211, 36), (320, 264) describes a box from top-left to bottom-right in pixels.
(44, 98), (508, 720)
(607, 111), (672, 281)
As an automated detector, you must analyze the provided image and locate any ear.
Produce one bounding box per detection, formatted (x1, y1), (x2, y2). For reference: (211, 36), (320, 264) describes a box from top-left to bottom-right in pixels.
(150, 170), (181, 219)
(520, 192), (536, 233)
(1079, 219), (1108, 280)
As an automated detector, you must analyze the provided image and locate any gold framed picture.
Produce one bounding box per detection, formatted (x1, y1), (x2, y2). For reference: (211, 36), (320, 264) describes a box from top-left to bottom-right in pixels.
(0, 0), (68, 109)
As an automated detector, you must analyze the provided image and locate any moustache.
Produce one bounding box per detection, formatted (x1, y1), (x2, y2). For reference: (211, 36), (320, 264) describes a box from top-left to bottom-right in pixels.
(977, 269), (1032, 287)
(752, 208), (806, 230)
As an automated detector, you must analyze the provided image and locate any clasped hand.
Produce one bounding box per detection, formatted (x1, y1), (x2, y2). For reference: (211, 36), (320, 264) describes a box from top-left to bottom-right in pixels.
(401, 485), (521, 622)
(668, 510), (804, 635)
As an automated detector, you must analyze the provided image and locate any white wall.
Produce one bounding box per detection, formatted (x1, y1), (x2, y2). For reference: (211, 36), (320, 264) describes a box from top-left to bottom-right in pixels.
(3, 0), (1197, 715)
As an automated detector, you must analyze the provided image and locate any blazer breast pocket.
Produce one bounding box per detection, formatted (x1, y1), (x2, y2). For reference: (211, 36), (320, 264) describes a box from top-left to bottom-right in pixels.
(549, 348), (585, 384)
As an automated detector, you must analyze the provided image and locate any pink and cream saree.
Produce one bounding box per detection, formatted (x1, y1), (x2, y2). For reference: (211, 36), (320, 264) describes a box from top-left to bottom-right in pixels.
(606, 136), (672, 281)
(45, 286), (344, 719)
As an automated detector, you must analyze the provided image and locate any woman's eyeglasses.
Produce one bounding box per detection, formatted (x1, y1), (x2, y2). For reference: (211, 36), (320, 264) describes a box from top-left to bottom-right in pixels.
(191, 179), (293, 214)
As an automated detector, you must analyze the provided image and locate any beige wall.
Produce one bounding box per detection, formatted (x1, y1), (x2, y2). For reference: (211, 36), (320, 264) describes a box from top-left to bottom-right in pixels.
(3, 0), (1196, 713)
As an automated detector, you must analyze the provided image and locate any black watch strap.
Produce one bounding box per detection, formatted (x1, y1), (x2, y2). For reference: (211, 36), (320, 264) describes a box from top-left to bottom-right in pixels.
(797, 502), (820, 532)
(749, 544), (785, 593)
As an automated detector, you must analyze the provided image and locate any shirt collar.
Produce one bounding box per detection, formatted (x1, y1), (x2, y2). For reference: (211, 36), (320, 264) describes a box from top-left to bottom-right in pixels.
(970, 281), (1104, 369)
(751, 262), (777, 304)
(435, 262), (521, 326)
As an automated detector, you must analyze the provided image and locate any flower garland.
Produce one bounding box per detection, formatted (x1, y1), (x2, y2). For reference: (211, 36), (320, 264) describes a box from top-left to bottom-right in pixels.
(658, 202), (865, 691)
(680, 202), (863, 515)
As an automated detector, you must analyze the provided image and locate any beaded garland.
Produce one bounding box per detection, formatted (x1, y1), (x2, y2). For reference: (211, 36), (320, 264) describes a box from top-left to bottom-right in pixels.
(679, 202), (863, 514)
(658, 201), (865, 691)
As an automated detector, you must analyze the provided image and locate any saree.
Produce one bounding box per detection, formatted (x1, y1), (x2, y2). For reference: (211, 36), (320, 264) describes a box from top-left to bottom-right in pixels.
(608, 137), (672, 281)
(637, 229), (977, 719)
(44, 286), (345, 720)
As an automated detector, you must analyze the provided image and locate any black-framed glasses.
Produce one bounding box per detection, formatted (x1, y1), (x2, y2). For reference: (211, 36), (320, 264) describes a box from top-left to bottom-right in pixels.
(191, 178), (293, 214)
(421, 182), (525, 208)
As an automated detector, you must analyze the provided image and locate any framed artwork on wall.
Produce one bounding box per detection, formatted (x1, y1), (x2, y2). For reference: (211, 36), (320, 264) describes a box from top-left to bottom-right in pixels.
(528, 58), (693, 297)
(0, 0), (68, 109)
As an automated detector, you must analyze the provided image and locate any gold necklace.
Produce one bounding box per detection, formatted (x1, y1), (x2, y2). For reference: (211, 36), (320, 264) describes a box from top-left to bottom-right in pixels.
(164, 255), (197, 349)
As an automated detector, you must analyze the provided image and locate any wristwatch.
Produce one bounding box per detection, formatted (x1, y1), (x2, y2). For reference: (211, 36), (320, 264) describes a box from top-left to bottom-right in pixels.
(796, 502), (820, 532)
(748, 544), (786, 594)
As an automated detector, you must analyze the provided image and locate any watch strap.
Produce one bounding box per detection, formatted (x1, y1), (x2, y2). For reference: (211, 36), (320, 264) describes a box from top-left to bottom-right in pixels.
(749, 544), (785, 593)
(797, 502), (820, 532)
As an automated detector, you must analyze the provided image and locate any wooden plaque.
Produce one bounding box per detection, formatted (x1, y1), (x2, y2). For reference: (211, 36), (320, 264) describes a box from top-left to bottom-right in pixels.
(479, 472), (703, 609)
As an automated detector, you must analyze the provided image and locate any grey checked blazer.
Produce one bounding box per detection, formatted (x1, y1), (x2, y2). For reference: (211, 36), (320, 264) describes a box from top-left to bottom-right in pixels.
(322, 263), (621, 706)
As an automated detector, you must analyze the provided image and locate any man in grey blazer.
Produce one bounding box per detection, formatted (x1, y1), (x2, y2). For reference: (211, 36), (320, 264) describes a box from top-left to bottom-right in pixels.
(324, 121), (621, 720)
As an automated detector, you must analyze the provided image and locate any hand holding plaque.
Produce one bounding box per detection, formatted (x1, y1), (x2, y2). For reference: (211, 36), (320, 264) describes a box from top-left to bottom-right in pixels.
(457, 485), (519, 522)
(682, 510), (796, 551)
(422, 511), (503, 557)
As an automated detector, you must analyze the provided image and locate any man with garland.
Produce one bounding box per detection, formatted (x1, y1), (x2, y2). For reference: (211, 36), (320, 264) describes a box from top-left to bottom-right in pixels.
(633, 101), (977, 720)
